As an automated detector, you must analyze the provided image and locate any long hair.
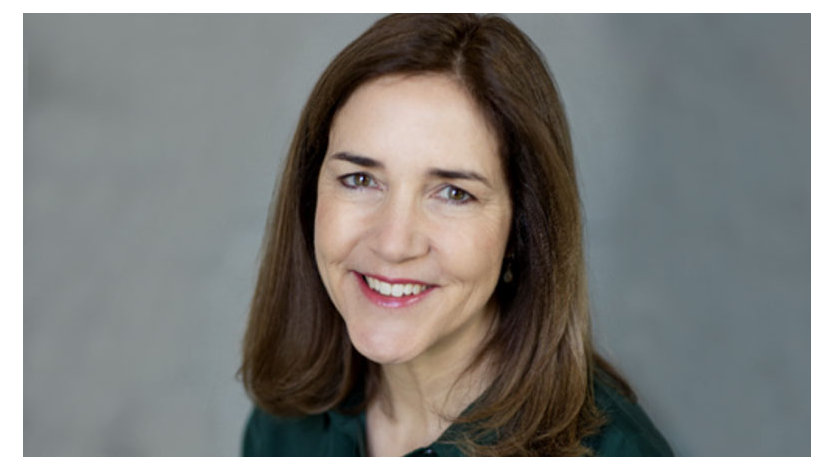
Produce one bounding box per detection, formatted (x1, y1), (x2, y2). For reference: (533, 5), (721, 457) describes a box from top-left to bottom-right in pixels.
(240, 13), (628, 456)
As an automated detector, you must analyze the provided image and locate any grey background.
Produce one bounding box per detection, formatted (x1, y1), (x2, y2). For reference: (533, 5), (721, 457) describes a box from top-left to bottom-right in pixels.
(23, 14), (810, 456)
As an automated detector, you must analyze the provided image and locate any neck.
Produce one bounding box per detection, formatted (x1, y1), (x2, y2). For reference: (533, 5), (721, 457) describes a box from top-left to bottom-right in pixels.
(378, 346), (492, 422)
(366, 304), (496, 456)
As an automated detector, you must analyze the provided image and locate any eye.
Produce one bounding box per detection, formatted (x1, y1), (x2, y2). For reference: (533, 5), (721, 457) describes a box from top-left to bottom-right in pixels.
(437, 185), (475, 204)
(339, 172), (377, 189)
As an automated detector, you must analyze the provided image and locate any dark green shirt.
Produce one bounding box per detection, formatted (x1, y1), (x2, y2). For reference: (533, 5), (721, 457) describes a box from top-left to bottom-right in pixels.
(241, 375), (674, 456)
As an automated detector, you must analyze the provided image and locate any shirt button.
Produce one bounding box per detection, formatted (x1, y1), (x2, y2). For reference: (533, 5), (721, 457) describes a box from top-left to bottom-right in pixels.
(423, 448), (435, 456)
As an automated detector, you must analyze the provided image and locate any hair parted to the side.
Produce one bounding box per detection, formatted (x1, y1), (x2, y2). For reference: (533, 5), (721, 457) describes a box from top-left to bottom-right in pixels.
(240, 13), (631, 456)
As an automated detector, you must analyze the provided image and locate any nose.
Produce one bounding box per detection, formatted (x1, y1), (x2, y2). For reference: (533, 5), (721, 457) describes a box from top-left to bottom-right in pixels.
(369, 192), (430, 263)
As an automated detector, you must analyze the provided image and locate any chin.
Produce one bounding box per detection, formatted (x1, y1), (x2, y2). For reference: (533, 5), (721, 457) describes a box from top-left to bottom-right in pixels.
(347, 325), (421, 365)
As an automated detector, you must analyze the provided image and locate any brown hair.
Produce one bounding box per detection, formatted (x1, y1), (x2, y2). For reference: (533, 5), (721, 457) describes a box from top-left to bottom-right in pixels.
(240, 13), (630, 456)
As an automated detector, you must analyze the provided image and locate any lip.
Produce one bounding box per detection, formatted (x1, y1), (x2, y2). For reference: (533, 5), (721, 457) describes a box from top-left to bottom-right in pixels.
(353, 271), (436, 308)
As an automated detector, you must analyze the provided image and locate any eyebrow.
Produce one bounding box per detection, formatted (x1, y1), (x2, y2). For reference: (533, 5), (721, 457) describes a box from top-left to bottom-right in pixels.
(330, 151), (493, 189)
(331, 152), (382, 168)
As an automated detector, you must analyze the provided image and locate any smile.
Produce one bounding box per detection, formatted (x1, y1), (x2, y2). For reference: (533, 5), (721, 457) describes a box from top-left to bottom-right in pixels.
(353, 272), (435, 308)
(363, 275), (429, 297)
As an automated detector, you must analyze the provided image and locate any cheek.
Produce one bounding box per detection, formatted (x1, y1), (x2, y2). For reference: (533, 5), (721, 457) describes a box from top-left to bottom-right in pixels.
(314, 190), (365, 268)
(314, 194), (340, 265)
(435, 210), (512, 284)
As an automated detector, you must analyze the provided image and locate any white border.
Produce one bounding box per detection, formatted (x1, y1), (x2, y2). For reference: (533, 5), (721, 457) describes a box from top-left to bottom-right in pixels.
(9, 1), (824, 467)
(9, 1), (823, 14)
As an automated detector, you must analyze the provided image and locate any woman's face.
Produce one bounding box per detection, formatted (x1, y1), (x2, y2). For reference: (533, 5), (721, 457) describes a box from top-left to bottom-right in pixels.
(314, 74), (512, 366)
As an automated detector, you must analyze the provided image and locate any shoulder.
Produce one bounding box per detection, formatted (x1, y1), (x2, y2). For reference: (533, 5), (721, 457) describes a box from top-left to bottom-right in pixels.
(585, 375), (674, 456)
(241, 405), (365, 456)
(242, 406), (326, 456)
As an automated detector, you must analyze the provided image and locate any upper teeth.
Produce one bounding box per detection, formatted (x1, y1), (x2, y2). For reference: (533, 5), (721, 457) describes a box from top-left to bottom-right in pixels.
(364, 275), (429, 297)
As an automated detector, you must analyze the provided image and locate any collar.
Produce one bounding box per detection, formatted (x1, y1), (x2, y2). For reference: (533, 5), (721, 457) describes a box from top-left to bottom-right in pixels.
(325, 387), (473, 457)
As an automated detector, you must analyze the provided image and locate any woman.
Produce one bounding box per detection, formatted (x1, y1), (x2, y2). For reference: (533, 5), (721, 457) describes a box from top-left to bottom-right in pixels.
(239, 13), (673, 456)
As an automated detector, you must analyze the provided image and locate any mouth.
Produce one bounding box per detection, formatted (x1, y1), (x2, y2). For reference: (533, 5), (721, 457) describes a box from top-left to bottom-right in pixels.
(353, 271), (436, 308)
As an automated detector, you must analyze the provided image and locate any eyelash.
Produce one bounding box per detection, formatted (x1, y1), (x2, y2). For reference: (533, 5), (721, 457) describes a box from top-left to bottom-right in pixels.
(436, 185), (474, 205)
(337, 172), (476, 205)
(339, 172), (378, 190)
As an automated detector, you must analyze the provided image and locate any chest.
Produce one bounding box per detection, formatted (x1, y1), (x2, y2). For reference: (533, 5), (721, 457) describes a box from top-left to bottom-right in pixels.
(364, 403), (447, 456)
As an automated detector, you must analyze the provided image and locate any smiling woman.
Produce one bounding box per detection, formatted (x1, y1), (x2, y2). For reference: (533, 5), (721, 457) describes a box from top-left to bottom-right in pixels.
(239, 13), (673, 456)
(315, 74), (512, 374)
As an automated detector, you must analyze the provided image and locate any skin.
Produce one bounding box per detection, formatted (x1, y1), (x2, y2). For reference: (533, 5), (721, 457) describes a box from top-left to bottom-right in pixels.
(314, 73), (513, 456)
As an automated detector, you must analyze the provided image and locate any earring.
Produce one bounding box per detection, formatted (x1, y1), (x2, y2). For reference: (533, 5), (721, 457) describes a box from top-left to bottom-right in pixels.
(502, 258), (513, 283)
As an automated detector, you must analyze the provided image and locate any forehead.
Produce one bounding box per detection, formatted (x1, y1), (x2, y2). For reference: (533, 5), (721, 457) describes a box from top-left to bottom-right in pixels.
(327, 74), (502, 177)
